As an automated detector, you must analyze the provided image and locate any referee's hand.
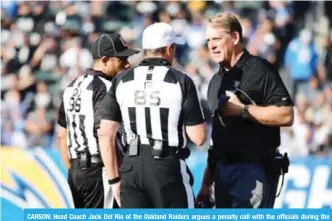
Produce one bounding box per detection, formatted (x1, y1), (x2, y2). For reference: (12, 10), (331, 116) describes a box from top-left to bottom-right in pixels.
(196, 184), (211, 206)
(111, 182), (121, 207)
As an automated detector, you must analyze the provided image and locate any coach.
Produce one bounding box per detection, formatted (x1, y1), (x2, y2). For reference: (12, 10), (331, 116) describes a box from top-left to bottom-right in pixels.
(196, 13), (294, 208)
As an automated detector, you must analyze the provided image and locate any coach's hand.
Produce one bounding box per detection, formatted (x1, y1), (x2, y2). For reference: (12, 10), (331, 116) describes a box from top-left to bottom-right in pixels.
(111, 181), (121, 207)
(223, 91), (244, 117)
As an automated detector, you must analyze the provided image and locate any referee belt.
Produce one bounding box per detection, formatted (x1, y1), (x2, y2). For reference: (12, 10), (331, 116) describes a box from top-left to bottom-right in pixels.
(134, 137), (190, 159)
(70, 154), (103, 164)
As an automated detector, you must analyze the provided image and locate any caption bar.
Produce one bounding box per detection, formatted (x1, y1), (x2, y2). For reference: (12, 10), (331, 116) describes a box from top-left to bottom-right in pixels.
(25, 209), (332, 221)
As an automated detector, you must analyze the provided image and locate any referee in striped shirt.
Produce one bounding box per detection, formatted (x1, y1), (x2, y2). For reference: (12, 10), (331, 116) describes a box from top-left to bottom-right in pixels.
(98, 23), (207, 208)
(57, 33), (139, 208)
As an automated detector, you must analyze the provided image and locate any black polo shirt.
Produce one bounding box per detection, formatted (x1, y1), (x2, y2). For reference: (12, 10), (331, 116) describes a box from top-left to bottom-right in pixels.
(207, 50), (293, 158)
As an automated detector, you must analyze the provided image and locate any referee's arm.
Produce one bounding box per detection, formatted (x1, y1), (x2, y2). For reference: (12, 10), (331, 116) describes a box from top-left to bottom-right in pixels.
(57, 99), (70, 169)
(182, 75), (207, 146)
(98, 79), (122, 206)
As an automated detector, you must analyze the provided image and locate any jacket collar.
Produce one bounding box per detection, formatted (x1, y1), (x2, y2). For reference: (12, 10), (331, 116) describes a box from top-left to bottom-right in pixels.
(219, 49), (250, 75)
(86, 68), (113, 81)
(139, 58), (171, 66)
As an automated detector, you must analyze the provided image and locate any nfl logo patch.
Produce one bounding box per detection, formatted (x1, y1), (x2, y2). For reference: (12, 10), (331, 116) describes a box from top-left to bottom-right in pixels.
(144, 80), (152, 89)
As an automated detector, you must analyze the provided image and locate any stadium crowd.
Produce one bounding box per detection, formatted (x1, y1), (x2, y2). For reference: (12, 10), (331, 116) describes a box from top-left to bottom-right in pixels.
(1, 1), (332, 157)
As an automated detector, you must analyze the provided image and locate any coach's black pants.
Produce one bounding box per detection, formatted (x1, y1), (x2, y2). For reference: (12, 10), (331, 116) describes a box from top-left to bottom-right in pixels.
(120, 145), (194, 208)
(68, 159), (116, 208)
(214, 160), (279, 208)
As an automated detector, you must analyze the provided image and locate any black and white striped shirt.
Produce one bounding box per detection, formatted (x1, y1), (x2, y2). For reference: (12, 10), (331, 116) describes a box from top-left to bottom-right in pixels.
(57, 69), (112, 159)
(101, 58), (205, 149)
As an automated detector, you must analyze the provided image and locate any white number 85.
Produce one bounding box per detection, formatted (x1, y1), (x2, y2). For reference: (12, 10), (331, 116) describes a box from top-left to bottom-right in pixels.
(135, 90), (160, 106)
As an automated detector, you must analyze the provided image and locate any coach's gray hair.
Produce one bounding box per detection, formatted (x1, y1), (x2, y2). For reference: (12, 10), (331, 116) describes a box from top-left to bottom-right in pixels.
(208, 12), (243, 42)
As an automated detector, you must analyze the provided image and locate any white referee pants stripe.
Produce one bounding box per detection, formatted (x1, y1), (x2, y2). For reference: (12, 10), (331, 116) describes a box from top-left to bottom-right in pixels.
(102, 167), (114, 208)
(179, 160), (194, 208)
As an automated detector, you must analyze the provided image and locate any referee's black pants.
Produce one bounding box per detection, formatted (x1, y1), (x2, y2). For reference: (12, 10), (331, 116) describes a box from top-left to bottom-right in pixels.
(68, 158), (116, 208)
(120, 145), (195, 208)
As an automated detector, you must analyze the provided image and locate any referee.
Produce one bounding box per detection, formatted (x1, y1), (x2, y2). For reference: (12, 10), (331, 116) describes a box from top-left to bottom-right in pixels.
(98, 22), (207, 208)
(57, 33), (139, 208)
(196, 13), (293, 208)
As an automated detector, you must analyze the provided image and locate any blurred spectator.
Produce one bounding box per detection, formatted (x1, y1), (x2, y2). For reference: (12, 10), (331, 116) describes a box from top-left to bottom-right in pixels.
(239, 16), (254, 46)
(59, 37), (93, 71)
(27, 80), (54, 113)
(281, 95), (311, 157)
(248, 17), (279, 64)
(24, 107), (53, 149)
(1, 90), (27, 149)
(284, 29), (319, 100)
(309, 112), (330, 154)
(267, 0), (294, 67)
(323, 33), (332, 84)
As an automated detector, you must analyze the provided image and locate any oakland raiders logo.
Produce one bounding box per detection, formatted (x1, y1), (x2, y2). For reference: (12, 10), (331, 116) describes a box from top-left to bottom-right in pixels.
(119, 37), (128, 47)
(234, 81), (240, 89)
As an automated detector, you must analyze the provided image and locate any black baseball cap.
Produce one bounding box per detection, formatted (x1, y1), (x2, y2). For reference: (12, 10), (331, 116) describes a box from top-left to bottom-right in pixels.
(91, 33), (140, 59)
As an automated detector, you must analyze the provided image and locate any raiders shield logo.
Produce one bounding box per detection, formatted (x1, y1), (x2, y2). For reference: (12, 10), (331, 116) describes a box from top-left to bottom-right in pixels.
(234, 81), (240, 89)
(119, 37), (128, 47)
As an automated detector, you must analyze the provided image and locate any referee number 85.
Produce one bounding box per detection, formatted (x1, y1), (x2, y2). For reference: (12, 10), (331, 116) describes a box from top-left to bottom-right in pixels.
(135, 90), (160, 106)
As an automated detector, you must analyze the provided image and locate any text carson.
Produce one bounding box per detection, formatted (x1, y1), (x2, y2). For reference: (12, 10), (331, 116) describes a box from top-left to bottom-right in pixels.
(27, 214), (51, 219)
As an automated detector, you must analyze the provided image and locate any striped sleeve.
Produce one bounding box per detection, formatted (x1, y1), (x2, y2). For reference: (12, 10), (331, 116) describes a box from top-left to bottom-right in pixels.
(100, 77), (122, 123)
(57, 99), (67, 128)
(93, 78), (108, 129)
(182, 75), (205, 126)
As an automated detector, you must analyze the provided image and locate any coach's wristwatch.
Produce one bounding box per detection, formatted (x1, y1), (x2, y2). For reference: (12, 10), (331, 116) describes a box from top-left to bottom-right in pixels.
(241, 105), (249, 119)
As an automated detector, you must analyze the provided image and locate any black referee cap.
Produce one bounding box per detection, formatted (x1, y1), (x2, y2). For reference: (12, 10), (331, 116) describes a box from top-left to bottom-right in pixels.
(91, 33), (139, 59)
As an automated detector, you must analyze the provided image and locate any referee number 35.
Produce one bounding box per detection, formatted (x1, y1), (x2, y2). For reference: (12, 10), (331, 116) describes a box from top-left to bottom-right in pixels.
(135, 90), (160, 106)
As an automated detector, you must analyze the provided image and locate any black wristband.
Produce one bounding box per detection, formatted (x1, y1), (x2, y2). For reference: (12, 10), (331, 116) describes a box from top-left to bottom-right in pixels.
(108, 177), (120, 185)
